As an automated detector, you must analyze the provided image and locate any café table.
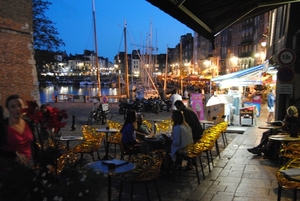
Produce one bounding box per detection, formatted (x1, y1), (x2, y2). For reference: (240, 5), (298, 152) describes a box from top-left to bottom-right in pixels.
(199, 120), (215, 130)
(54, 136), (84, 150)
(86, 159), (135, 201)
(258, 124), (282, 134)
(144, 134), (172, 153)
(269, 134), (300, 142)
(96, 128), (119, 159)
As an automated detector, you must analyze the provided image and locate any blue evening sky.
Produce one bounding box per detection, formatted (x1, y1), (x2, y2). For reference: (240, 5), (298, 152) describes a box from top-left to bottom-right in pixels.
(45, 0), (193, 62)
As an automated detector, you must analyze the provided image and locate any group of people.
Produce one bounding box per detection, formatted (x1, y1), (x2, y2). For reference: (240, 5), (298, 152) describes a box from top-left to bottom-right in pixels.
(120, 93), (204, 170)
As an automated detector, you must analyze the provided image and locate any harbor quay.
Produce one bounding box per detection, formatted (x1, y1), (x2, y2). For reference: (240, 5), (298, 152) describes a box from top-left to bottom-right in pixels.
(46, 101), (297, 201)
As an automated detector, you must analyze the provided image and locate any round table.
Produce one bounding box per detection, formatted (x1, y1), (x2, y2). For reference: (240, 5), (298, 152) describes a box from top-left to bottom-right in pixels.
(258, 125), (282, 135)
(54, 136), (84, 149)
(269, 134), (300, 142)
(144, 135), (171, 152)
(96, 128), (119, 159)
(87, 160), (135, 201)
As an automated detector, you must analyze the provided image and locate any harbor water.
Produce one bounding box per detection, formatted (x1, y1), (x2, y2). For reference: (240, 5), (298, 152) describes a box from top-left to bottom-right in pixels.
(39, 85), (136, 103)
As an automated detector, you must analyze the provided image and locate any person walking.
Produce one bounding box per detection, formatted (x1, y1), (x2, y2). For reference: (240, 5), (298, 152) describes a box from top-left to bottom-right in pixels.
(267, 89), (275, 122)
(170, 89), (182, 112)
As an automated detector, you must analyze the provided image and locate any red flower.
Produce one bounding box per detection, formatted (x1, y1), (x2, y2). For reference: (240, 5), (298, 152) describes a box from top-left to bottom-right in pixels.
(25, 101), (68, 134)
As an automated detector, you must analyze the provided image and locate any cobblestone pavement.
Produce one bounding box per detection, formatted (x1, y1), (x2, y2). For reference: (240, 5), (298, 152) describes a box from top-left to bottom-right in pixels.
(47, 102), (297, 201)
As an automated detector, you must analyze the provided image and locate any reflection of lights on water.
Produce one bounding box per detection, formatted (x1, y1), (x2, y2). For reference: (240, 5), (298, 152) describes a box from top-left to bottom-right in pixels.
(109, 88), (117, 95)
(60, 86), (68, 94)
(40, 86), (122, 103)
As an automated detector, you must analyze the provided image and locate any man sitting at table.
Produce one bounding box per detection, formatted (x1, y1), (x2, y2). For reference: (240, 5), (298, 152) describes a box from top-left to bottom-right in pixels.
(174, 100), (203, 142)
(247, 105), (300, 159)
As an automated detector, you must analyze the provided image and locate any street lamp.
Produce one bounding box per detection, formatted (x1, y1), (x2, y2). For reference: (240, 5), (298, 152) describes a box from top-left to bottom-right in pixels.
(260, 41), (267, 62)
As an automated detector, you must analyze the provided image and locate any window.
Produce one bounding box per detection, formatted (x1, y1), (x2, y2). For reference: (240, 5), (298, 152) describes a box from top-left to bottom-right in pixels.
(279, 5), (287, 38)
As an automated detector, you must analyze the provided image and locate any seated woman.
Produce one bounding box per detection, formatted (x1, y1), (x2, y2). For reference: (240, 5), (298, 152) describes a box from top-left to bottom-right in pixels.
(170, 110), (193, 163)
(121, 110), (138, 146)
(120, 110), (149, 153)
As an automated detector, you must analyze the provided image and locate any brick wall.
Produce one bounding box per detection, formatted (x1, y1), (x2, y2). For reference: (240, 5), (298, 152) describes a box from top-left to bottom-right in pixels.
(0, 0), (40, 107)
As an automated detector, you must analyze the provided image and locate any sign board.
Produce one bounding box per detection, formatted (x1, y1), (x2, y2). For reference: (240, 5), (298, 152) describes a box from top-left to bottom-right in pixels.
(277, 48), (296, 67)
(239, 107), (254, 125)
(277, 67), (295, 83)
(278, 84), (293, 94)
(190, 93), (204, 120)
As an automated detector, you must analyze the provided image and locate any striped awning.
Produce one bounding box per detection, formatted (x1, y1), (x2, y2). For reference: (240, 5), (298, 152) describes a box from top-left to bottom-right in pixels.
(211, 61), (273, 87)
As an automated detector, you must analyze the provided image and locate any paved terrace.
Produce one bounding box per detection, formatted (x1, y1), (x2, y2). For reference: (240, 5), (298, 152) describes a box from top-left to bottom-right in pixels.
(48, 102), (297, 201)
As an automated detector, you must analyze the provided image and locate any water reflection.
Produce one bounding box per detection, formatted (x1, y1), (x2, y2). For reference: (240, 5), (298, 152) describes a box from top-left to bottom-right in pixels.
(39, 86), (122, 103)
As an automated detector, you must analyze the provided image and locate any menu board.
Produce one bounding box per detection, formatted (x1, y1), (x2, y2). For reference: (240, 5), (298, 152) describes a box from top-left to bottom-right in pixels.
(239, 107), (254, 125)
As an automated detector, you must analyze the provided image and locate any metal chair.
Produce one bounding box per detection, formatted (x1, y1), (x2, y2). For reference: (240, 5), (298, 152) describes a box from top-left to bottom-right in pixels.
(107, 120), (122, 158)
(276, 158), (300, 201)
(119, 150), (166, 201)
(176, 143), (205, 184)
(73, 125), (105, 163)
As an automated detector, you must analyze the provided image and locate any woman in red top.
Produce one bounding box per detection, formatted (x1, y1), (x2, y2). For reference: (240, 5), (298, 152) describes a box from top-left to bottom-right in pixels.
(1, 94), (33, 166)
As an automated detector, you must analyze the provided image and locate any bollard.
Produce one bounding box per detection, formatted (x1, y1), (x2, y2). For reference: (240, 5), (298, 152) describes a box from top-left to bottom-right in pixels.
(70, 115), (76, 131)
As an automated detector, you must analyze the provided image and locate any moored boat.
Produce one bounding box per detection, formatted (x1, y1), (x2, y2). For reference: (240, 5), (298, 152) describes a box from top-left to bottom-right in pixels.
(79, 81), (93, 85)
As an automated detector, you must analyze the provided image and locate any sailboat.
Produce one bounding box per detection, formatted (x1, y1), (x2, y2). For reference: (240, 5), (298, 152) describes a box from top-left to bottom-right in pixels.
(79, 80), (93, 86)
(131, 21), (159, 100)
(92, 0), (101, 96)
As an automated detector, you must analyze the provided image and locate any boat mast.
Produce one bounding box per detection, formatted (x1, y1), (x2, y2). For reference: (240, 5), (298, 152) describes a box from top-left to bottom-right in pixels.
(164, 45), (168, 95)
(92, 0), (101, 97)
(124, 20), (130, 98)
(180, 37), (183, 94)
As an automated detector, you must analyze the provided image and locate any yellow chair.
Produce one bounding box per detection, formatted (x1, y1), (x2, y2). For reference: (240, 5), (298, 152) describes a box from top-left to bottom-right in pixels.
(217, 121), (229, 147)
(176, 142), (205, 184)
(107, 120), (122, 158)
(118, 141), (141, 161)
(276, 158), (300, 201)
(49, 150), (78, 175)
(119, 150), (166, 201)
(73, 125), (105, 162)
(143, 119), (153, 131)
(197, 124), (222, 172)
(280, 142), (300, 161)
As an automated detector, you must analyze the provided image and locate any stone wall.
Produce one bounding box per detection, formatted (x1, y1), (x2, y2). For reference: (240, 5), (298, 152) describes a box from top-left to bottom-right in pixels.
(0, 0), (40, 107)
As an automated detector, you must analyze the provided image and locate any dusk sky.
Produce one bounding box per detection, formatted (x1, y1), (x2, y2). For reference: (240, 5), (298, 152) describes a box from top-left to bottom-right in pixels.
(45, 0), (193, 62)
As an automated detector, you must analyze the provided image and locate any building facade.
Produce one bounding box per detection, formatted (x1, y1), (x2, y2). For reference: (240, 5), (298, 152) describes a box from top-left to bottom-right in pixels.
(0, 0), (39, 106)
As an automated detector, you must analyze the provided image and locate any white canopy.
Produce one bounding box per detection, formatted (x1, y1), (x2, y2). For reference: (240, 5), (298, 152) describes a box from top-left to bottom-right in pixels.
(211, 61), (270, 87)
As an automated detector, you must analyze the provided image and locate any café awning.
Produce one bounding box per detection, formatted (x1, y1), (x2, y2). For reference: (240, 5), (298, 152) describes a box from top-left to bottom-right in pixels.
(146, 0), (299, 44)
(211, 61), (271, 87)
